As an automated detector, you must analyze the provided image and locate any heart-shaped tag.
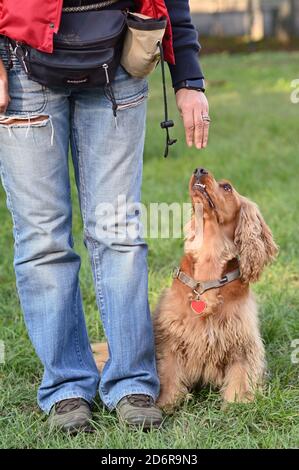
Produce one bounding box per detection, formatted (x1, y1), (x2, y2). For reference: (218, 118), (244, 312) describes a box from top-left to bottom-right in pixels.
(191, 300), (207, 315)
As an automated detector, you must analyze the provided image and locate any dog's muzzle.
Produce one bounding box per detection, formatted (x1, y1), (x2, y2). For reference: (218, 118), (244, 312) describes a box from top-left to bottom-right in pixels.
(193, 182), (215, 209)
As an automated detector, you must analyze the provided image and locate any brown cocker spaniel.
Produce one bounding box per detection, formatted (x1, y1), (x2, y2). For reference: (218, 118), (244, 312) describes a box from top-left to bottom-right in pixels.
(92, 168), (278, 410)
(154, 168), (278, 410)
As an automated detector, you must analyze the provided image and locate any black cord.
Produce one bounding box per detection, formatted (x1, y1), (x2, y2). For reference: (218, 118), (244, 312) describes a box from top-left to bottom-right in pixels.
(158, 41), (177, 158)
(104, 83), (118, 118)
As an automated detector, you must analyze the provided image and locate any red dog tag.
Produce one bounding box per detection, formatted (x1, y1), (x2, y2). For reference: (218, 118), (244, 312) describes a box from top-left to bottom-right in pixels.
(191, 300), (207, 315)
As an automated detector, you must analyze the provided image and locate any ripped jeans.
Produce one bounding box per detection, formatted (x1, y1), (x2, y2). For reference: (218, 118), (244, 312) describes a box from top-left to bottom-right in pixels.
(0, 36), (159, 412)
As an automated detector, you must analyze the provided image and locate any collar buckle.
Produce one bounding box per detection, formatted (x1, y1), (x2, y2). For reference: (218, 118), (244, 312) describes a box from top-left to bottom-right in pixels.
(219, 275), (228, 285)
(172, 266), (181, 279)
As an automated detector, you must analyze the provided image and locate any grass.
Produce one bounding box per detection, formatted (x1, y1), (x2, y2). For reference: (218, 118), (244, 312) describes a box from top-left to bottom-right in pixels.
(0, 51), (299, 449)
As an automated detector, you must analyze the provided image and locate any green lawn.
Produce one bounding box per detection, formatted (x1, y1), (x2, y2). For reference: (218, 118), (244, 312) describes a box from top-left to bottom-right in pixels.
(0, 51), (298, 449)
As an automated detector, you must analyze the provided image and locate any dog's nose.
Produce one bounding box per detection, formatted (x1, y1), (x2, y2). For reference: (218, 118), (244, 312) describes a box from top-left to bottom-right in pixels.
(194, 168), (208, 178)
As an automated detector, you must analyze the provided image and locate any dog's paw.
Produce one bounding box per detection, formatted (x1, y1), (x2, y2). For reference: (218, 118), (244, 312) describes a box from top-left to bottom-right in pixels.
(222, 389), (254, 406)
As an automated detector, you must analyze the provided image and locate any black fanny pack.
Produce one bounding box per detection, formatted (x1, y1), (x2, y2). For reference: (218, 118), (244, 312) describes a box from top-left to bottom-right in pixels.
(9, 8), (177, 157)
(10, 10), (127, 92)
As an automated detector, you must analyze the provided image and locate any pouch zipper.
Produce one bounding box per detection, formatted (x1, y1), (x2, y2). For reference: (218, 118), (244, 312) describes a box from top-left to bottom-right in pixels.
(29, 53), (114, 70)
(54, 16), (126, 50)
(13, 42), (29, 73)
(102, 63), (118, 118)
(54, 35), (124, 51)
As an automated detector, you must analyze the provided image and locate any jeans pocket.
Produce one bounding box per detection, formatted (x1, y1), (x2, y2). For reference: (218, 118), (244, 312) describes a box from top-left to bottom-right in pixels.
(112, 64), (148, 110)
(6, 71), (48, 116)
(0, 38), (47, 116)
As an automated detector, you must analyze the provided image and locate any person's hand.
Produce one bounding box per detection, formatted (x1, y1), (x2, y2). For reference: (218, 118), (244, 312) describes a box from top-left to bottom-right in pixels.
(175, 88), (210, 149)
(0, 58), (10, 114)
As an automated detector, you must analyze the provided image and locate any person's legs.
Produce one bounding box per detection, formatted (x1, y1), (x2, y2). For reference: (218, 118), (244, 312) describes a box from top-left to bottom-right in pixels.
(70, 65), (160, 410)
(0, 39), (99, 413)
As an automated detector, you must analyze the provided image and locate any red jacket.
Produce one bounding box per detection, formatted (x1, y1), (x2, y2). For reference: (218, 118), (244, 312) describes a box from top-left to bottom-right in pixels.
(0, 0), (175, 63)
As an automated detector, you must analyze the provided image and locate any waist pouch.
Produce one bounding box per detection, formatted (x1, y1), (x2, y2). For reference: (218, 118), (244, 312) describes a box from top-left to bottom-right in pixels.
(11, 10), (127, 90)
(121, 12), (167, 79)
(9, 9), (176, 157)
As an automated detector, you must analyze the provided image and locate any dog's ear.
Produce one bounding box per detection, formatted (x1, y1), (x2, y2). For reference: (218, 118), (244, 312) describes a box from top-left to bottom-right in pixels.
(184, 203), (204, 253)
(234, 198), (278, 283)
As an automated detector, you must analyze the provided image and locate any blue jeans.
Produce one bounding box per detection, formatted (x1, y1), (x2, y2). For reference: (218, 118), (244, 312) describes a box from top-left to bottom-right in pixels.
(0, 37), (159, 413)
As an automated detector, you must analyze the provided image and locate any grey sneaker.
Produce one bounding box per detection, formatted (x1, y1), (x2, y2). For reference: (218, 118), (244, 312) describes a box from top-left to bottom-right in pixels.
(48, 398), (93, 434)
(116, 394), (163, 429)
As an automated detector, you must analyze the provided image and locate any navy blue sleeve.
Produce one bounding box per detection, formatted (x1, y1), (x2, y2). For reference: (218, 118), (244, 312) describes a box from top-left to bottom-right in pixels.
(164, 0), (204, 87)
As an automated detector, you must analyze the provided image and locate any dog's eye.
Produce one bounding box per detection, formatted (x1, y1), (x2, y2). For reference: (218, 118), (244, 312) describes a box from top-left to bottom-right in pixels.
(221, 183), (232, 192)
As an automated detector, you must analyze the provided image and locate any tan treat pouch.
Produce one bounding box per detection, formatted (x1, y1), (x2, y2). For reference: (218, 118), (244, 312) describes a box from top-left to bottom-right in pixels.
(121, 12), (167, 79)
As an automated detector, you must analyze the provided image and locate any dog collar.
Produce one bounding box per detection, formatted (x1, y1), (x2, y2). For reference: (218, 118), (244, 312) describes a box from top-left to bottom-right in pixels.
(172, 266), (240, 297)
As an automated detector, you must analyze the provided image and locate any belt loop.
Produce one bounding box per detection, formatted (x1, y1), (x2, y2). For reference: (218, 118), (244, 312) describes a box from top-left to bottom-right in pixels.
(4, 36), (13, 70)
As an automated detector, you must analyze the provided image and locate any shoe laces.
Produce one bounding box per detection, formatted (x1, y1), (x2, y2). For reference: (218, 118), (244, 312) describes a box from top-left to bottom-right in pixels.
(127, 394), (154, 408)
(55, 398), (84, 414)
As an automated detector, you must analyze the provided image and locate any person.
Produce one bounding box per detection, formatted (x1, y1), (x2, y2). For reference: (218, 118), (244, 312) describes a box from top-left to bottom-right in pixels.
(0, 0), (209, 432)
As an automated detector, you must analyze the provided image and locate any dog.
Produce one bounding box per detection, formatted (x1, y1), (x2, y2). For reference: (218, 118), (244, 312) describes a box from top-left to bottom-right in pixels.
(154, 167), (278, 409)
(92, 168), (278, 410)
